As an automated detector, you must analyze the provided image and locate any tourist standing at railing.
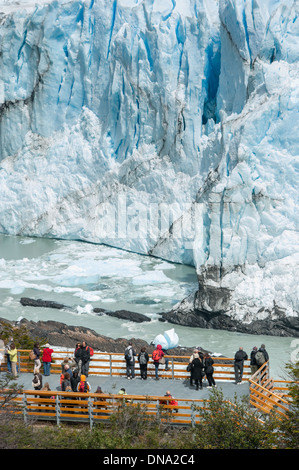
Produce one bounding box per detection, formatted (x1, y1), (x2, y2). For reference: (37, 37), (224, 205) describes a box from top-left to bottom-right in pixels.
(234, 347), (248, 384)
(250, 347), (258, 375)
(188, 349), (203, 386)
(138, 347), (149, 380)
(74, 343), (82, 375)
(191, 353), (204, 390)
(42, 343), (54, 376)
(81, 341), (91, 377)
(256, 344), (269, 366)
(33, 343), (41, 374)
(5, 342), (18, 378)
(5, 337), (14, 373)
(125, 342), (137, 379)
(152, 344), (164, 381)
(204, 353), (216, 388)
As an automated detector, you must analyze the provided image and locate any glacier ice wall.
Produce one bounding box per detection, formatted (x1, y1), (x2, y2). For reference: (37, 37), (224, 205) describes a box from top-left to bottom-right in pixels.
(0, 0), (298, 331)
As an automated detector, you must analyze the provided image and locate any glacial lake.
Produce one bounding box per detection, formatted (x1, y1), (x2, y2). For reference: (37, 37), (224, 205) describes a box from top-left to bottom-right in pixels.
(0, 234), (296, 380)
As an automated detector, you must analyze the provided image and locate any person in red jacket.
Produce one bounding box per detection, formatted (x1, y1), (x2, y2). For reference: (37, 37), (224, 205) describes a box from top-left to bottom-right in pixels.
(42, 343), (54, 376)
(159, 391), (179, 413)
(152, 344), (164, 380)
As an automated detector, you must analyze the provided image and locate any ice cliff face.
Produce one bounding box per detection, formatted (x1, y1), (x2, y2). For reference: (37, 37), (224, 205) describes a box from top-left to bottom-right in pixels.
(0, 0), (298, 334)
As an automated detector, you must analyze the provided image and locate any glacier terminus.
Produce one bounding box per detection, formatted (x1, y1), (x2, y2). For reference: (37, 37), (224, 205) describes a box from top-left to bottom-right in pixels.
(0, 0), (298, 336)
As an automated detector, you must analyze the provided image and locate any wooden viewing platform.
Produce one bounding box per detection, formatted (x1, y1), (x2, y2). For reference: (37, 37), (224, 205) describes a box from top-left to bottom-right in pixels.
(0, 349), (294, 427)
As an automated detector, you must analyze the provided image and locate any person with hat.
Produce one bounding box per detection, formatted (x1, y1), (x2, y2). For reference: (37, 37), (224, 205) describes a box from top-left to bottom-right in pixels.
(77, 374), (91, 393)
(250, 346), (258, 375)
(42, 343), (54, 376)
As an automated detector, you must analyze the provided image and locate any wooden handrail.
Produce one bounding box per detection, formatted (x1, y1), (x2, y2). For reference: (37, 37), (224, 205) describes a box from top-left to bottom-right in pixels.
(248, 362), (292, 419)
(1, 348), (252, 382)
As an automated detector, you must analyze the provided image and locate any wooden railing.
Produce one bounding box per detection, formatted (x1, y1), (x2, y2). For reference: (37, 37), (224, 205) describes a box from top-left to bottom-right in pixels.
(248, 362), (290, 419)
(0, 389), (206, 428)
(1, 349), (296, 424)
(0, 348), (252, 382)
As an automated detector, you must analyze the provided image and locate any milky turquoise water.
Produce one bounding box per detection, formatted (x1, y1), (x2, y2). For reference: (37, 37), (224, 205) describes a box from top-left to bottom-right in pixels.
(0, 234), (296, 380)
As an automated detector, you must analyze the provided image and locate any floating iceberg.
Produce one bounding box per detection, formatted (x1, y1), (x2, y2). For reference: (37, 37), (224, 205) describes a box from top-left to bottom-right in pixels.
(153, 328), (179, 350)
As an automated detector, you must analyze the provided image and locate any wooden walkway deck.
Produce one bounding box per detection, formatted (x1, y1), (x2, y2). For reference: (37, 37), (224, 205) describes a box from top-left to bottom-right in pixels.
(1, 349), (293, 426)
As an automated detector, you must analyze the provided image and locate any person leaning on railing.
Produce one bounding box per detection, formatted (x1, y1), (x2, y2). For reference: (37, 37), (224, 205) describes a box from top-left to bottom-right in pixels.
(5, 342), (18, 378)
(234, 347), (248, 384)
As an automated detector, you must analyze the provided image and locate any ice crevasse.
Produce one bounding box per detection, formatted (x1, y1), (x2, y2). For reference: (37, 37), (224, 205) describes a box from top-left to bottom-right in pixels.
(0, 0), (298, 334)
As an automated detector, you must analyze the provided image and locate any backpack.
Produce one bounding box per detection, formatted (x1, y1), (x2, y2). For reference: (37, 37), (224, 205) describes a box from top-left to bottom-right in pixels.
(124, 348), (133, 362)
(78, 381), (88, 393)
(139, 352), (147, 365)
(29, 350), (36, 360)
(87, 346), (94, 357)
(255, 351), (266, 366)
(152, 349), (161, 362)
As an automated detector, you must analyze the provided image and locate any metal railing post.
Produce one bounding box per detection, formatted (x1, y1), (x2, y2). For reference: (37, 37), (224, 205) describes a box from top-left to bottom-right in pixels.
(156, 399), (160, 423)
(22, 393), (27, 425)
(110, 354), (112, 376)
(171, 358), (174, 380)
(56, 395), (61, 427)
(18, 351), (21, 375)
(88, 396), (93, 430)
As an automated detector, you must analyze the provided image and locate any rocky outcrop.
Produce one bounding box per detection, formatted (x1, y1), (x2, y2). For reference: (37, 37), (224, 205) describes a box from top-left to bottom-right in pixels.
(161, 291), (299, 337)
(0, 317), (206, 358)
(20, 297), (151, 323)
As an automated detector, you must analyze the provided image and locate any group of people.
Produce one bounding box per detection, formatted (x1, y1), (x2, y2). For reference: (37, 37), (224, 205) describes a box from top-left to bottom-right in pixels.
(124, 342), (171, 381)
(31, 341), (94, 394)
(1, 336), (269, 395)
(234, 344), (269, 384)
(187, 348), (216, 390)
(124, 341), (269, 390)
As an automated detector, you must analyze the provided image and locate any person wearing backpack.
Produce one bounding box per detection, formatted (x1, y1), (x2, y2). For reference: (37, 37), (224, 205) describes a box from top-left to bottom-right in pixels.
(124, 342), (136, 379)
(152, 344), (164, 380)
(233, 346), (248, 384)
(250, 347), (258, 375)
(77, 374), (91, 393)
(255, 344), (269, 367)
(138, 347), (149, 379)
